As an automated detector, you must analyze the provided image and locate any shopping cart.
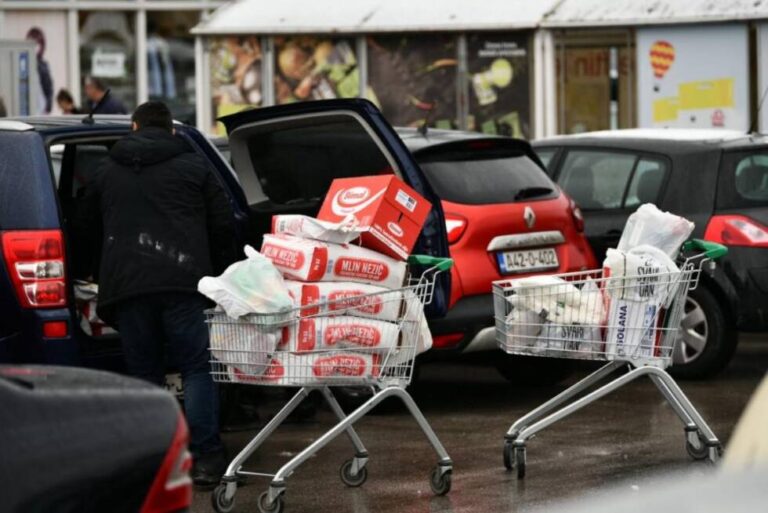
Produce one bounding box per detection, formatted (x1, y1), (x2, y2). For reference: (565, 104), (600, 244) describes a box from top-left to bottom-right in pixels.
(493, 240), (728, 479)
(208, 255), (454, 513)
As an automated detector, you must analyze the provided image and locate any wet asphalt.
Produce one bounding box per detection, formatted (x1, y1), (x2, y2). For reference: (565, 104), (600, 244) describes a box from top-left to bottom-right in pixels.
(192, 334), (767, 513)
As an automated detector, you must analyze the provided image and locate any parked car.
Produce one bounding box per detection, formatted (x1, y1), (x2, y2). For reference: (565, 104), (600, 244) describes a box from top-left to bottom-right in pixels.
(0, 100), (450, 371)
(0, 364), (191, 513)
(214, 127), (597, 382)
(533, 129), (768, 378)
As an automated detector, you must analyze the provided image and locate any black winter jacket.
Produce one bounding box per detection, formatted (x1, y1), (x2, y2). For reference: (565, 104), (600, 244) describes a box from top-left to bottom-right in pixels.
(81, 127), (237, 325)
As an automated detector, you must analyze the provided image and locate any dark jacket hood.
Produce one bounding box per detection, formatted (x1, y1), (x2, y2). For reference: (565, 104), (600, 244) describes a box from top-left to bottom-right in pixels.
(110, 127), (190, 168)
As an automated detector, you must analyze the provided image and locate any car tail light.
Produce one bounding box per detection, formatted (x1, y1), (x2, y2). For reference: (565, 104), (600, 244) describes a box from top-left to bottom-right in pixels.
(704, 215), (768, 248)
(433, 333), (465, 349)
(140, 413), (193, 513)
(1, 230), (67, 308)
(43, 321), (68, 338)
(445, 214), (468, 245)
(568, 199), (585, 232)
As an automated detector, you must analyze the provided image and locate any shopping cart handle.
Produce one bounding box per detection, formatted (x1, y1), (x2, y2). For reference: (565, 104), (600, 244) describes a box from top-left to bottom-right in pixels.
(682, 239), (728, 260)
(408, 255), (454, 271)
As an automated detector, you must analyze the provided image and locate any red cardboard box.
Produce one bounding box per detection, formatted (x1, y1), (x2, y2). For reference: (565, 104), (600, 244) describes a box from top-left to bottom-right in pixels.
(317, 175), (431, 260)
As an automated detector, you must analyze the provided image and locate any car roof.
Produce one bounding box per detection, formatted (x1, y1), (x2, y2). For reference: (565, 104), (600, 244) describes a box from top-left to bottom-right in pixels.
(534, 128), (768, 153)
(394, 127), (503, 152)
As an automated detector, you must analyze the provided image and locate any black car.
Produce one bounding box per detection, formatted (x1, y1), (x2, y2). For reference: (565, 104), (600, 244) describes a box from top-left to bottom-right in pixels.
(0, 365), (190, 513)
(533, 129), (768, 378)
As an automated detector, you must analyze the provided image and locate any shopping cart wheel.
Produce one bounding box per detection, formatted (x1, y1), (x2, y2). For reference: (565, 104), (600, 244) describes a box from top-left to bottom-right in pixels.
(429, 466), (452, 495)
(258, 491), (284, 513)
(503, 441), (515, 470)
(685, 430), (710, 460)
(514, 446), (526, 479)
(211, 484), (235, 513)
(340, 458), (368, 487)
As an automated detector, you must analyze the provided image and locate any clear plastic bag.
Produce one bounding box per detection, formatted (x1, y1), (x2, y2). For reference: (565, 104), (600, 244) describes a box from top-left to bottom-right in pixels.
(617, 203), (694, 258)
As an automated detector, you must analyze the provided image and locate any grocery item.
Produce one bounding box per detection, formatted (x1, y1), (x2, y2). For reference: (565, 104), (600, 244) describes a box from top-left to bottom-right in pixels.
(74, 280), (117, 337)
(617, 203), (694, 258)
(209, 318), (279, 378)
(198, 245), (293, 319)
(278, 316), (400, 354)
(317, 175), (432, 260)
(272, 214), (362, 244)
(261, 234), (407, 289)
(284, 280), (401, 321)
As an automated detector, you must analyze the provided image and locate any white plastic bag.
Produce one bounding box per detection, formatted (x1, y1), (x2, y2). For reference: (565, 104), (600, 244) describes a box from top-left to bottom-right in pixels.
(617, 204), (694, 258)
(272, 214), (363, 244)
(603, 245), (681, 305)
(198, 245), (293, 318)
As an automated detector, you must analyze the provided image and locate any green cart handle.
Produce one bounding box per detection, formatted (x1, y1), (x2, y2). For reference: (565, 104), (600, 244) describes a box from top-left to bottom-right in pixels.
(407, 255), (454, 272)
(682, 239), (728, 260)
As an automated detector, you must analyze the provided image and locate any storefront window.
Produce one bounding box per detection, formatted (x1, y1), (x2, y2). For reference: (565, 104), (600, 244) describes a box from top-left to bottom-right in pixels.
(79, 11), (137, 112)
(209, 36), (263, 134)
(146, 11), (198, 124)
(467, 32), (531, 138)
(367, 34), (458, 128)
(273, 36), (359, 104)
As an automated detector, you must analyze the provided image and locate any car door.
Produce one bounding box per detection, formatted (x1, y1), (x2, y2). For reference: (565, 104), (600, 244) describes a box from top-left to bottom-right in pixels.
(549, 147), (670, 261)
(218, 99), (451, 316)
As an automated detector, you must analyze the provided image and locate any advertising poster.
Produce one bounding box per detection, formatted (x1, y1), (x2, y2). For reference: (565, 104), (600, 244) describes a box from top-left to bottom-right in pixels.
(1, 11), (69, 115)
(637, 25), (749, 130)
(467, 33), (530, 138)
(757, 23), (768, 132)
(209, 36), (263, 134)
(273, 36), (359, 105)
(367, 35), (457, 128)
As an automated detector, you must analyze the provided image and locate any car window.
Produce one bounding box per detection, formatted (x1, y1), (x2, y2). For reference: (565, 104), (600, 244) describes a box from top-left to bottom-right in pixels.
(417, 148), (557, 205)
(719, 153), (768, 208)
(229, 113), (393, 206)
(533, 147), (557, 173)
(624, 158), (667, 208)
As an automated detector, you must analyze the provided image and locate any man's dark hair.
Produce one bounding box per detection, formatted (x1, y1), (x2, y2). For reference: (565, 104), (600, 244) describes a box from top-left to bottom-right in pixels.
(85, 76), (107, 92)
(132, 101), (173, 132)
(56, 89), (75, 104)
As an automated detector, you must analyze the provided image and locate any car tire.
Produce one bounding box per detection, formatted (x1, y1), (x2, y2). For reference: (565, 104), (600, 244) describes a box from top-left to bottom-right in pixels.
(669, 284), (737, 379)
(495, 355), (572, 385)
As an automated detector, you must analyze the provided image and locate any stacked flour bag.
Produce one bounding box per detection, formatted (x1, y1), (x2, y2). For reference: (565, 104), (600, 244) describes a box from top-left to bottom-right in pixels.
(504, 275), (605, 359)
(603, 204), (694, 360)
(250, 214), (432, 386)
(198, 245), (293, 379)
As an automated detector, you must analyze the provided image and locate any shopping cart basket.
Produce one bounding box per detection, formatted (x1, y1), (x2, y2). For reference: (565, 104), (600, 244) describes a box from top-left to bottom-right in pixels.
(493, 240), (728, 479)
(208, 255), (454, 513)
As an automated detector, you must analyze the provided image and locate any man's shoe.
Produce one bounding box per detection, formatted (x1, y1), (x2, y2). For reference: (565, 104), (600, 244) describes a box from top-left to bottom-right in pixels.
(192, 449), (227, 489)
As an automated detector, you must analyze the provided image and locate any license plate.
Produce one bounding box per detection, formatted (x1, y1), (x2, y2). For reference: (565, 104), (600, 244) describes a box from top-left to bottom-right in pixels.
(497, 248), (559, 274)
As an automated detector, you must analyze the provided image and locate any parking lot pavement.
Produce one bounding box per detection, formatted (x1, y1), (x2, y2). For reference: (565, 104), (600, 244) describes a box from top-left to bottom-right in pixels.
(193, 334), (767, 513)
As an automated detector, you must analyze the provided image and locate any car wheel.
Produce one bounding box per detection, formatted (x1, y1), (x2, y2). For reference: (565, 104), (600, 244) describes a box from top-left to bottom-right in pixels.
(495, 354), (572, 385)
(670, 285), (737, 379)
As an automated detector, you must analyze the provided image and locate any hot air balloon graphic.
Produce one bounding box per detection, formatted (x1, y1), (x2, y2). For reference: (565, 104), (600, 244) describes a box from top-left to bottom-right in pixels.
(650, 40), (675, 79)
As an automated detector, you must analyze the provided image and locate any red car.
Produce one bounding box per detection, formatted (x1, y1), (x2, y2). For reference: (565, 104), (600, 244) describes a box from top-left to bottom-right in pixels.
(396, 128), (597, 381)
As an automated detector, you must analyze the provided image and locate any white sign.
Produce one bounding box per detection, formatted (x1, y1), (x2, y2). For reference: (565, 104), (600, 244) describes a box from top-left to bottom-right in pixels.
(91, 48), (126, 78)
(757, 23), (768, 132)
(637, 25), (749, 130)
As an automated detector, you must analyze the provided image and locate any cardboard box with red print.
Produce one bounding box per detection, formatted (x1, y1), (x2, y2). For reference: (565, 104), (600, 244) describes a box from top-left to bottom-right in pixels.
(317, 175), (432, 260)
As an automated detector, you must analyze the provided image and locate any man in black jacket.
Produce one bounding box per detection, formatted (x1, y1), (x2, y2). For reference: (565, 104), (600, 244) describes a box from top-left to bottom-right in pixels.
(82, 101), (237, 486)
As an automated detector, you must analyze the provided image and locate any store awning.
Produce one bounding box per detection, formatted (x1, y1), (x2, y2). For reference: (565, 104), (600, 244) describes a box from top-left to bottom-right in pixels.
(192, 0), (560, 35)
(542, 0), (768, 28)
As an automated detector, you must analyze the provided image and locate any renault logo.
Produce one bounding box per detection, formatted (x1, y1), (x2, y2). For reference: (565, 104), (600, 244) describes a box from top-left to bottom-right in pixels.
(523, 206), (536, 229)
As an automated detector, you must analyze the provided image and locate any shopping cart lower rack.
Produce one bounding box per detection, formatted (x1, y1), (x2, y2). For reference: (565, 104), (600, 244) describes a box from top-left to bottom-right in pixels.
(207, 255), (454, 513)
(493, 240), (728, 479)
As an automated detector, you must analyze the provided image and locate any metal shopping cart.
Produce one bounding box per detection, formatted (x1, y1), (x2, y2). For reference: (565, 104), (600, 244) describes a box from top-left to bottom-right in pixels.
(208, 255), (454, 513)
(493, 240), (728, 479)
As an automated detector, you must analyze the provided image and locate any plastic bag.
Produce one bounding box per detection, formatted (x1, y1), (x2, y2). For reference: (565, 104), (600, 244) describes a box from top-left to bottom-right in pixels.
(617, 203), (694, 258)
(603, 245), (681, 305)
(272, 214), (362, 244)
(198, 245), (293, 319)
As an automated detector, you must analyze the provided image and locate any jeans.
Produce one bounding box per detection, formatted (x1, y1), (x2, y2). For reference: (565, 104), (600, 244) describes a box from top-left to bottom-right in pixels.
(116, 292), (222, 456)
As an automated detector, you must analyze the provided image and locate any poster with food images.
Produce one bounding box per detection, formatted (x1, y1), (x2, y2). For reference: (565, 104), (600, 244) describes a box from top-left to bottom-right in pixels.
(637, 25), (749, 130)
(209, 36), (263, 134)
(273, 36), (360, 104)
(467, 33), (531, 138)
(366, 35), (458, 129)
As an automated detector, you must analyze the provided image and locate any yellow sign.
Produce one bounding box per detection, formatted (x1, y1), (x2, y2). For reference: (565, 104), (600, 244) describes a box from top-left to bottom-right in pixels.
(678, 78), (735, 110)
(652, 97), (680, 122)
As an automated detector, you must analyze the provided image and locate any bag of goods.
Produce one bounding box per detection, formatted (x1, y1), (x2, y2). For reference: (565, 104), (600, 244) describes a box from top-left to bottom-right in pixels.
(380, 289), (432, 370)
(198, 245), (293, 319)
(603, 245), (681, 360)
(227, 352), (382, 386)
(209, 318), (279, 378)
(74, 280), (118, 337)
(617, 203), (694, 258)
(278, 316), (400, 354)
(272, 214), (363, 244)
(261, 234), (407, 289)
(284, 280), (401, 321)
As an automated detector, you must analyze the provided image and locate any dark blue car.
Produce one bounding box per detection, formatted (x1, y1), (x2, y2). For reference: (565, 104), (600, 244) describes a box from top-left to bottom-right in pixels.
(0, 100), (450, 370)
